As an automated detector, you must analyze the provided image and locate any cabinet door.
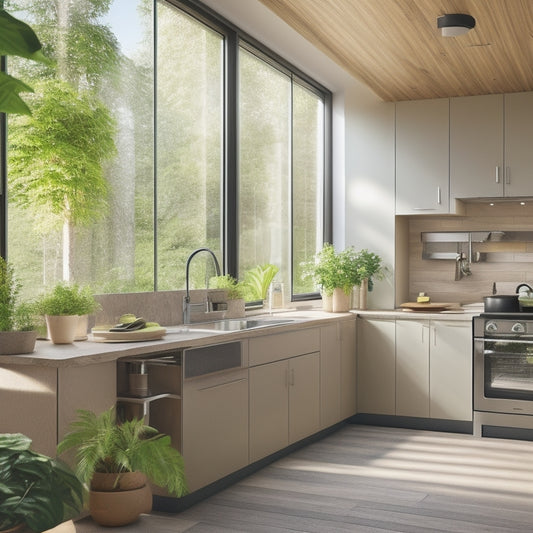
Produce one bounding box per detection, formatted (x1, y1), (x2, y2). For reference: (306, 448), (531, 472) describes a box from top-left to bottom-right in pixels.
(340, 319), (357, 419)
(357, 318), (395, 415)
(289, 352), (320, 444)
(450, 94), (503, 199)
(395, 320), (430, 417)
(504, 92), (533, 197)
(396, 99), (449, 214)
(320, 323), (341, 428)
(249, 360), (288, 462)
(430, 321), (472, 421)
(182, 369), (249, 492)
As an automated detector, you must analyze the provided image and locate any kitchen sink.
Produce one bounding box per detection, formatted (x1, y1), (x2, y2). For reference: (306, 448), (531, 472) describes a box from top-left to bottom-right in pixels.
(187, 317), (298, 332)
(165, 317), (299, 335)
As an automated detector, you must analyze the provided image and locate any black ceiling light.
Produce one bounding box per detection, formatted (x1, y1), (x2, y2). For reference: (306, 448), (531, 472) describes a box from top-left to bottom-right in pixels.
(437, 13), (476, 37)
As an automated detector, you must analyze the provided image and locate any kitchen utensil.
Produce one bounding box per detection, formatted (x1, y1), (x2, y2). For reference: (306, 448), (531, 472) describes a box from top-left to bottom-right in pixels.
(483, 295), (520, 313)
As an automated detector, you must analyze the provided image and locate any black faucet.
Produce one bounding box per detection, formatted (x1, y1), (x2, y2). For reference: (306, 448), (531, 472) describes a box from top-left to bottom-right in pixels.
(183, 248), (221, 324)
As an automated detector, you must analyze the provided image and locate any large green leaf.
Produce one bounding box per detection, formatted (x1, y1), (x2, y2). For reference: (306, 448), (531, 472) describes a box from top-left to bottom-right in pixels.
(0, 69), (32, 114)
(0, 9), (42, 59)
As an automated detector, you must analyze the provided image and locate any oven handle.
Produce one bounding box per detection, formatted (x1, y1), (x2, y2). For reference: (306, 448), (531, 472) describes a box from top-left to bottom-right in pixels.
(478, 337), (533, 344)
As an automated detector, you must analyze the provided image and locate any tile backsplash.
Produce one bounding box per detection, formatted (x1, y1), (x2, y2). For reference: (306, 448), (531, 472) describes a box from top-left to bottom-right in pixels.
(405, 201), (533, 304)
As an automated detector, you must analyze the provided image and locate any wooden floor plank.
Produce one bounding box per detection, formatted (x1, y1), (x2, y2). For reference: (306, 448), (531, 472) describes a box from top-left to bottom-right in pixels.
(76, 424), (533, 532)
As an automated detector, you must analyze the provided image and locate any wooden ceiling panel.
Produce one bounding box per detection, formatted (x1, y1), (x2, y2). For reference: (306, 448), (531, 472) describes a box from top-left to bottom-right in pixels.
(258, 0), (533, 101)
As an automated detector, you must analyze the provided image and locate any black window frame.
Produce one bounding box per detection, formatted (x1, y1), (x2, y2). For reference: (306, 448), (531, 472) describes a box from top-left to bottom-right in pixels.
(0, 0), (332, 300)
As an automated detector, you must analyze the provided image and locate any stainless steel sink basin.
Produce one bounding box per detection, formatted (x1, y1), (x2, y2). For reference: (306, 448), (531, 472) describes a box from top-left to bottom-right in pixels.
(187, 317), (298, 332)
(163, 317), (298, 335)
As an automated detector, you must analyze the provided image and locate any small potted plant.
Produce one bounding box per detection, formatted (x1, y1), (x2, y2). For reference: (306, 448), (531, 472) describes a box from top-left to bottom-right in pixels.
(304, 244), (361, 312)
(354, 249), (384, 310)
(0, 257), (38, 355)
(242, 264), (279, 306)
(210, 274), (246, 318)
(0, 433), (83, 533)
(57, 406), (187, 527)
(36, 283), (100, 344)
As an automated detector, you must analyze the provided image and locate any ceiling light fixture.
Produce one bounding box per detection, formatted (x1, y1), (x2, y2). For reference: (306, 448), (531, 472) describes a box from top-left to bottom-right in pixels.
(437, 13), (476, 37)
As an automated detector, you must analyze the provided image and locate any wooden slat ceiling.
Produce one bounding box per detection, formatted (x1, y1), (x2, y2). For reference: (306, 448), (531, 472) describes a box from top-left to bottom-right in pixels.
(258, 0), (533, 101)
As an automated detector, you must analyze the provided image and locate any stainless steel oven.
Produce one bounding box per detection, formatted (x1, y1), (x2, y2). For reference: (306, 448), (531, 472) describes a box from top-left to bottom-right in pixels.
(474, 313), (533, 438)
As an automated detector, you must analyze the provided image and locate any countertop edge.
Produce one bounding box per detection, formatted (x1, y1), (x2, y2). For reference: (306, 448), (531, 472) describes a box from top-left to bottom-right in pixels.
(0, 311), (356, 367)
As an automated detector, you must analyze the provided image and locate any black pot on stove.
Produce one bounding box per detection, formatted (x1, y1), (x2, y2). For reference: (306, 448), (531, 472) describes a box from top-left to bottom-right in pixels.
(483, 294), (520, 313)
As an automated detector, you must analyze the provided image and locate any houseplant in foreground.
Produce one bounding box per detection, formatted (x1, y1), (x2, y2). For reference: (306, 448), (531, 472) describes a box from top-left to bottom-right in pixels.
(0, 257), (38, 355)
(36, 283), (100, 344)
(0, 433), (83, 533)
(57, 406), (187, 527)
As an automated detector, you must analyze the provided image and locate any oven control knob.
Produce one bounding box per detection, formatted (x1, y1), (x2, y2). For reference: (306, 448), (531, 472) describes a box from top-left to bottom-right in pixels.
(485, 321), (498, 333)
(512, 322), (526, 333)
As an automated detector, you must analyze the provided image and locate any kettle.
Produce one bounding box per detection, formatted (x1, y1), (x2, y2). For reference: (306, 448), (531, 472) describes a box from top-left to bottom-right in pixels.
(516, 283), (533, 311)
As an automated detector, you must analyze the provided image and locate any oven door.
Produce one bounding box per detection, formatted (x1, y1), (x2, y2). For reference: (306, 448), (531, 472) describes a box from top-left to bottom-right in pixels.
(474, 338), (533, 415)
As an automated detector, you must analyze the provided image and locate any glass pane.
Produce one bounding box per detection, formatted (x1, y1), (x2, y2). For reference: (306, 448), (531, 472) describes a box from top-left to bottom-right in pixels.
(238, 48), (290, 295)
(292, 83), (324, 294)
(156, 2), (223, 291)
(6, 0), (154, 296)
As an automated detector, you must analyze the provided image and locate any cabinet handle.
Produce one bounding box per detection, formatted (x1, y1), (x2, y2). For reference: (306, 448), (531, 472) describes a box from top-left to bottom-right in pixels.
(495, 166), (500, 183)
(437, 186), (441, 205)
(290, 368), (295, 386)
(505, 167), (511, 185)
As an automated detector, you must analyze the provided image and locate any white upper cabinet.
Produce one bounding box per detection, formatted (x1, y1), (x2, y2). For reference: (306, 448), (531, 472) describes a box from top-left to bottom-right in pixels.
(450, 94), (504, 199)
(450, 92), (533, 199)
(396, 98), (449, 214)
(504, 92), (533, 197)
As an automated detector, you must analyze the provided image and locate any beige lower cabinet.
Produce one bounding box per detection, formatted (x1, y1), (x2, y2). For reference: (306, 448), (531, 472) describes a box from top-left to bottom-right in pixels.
(182, 368), (249, 492)
(357, 318), (396, 415)
(320, 323), (342, 428)
(249, 351), (320, 463)
(395, 318), (472, 421)
(396, 320), (430, 417)
(340, 319), (357, 419)
(429, 320), (472, 421)
(0, 361), (116, 458)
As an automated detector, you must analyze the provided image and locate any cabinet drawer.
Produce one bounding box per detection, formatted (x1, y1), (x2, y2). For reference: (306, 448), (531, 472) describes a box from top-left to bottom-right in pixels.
(249, 328), (320, 366)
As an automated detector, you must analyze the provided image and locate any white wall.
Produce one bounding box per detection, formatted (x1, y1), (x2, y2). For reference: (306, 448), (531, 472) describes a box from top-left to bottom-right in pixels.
(200, 0), (397, 309)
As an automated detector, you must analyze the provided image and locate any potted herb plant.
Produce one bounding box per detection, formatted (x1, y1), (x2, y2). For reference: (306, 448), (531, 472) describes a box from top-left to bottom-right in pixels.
(36, 283), (100, 344)
(304, 243), (361, 312)
(0, 433), (83, 533)
(0, 257), (38, 355)
(210, 274), (246, 318)
(57, 406), (187, 527)
(354, 249), (384, 310)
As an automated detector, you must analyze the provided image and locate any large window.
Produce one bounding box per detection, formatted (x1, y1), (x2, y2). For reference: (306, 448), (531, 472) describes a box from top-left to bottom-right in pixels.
(2, 0), (330, 301)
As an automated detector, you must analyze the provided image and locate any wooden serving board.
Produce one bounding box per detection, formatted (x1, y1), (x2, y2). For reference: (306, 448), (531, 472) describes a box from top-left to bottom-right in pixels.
(91, 326), (166, 342)
(400, 302), (453, 313)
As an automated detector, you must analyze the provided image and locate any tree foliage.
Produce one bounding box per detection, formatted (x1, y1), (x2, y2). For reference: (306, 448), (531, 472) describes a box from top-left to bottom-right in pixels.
(8, 78), (115, 231)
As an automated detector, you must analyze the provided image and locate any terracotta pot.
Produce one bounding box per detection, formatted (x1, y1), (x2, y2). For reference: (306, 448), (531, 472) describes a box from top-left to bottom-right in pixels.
(89, 484), (152, 526)
(332, 287), (351, 313)
(45, 315), (80, 344)
(0, 330), (37, 355)
(91, 471), (147, 492)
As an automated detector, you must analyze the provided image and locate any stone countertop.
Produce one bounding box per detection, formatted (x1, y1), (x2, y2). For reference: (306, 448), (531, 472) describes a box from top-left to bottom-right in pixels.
(0, 310), (355, 368)
(355, 308), (481, 321)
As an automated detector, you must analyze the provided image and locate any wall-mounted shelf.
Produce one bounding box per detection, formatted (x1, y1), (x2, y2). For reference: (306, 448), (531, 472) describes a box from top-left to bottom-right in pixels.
(421, 231), (533, 262)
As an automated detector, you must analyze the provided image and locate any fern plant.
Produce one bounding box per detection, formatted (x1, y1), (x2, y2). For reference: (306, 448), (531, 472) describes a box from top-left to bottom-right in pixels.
(57, 406), (187, 498)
